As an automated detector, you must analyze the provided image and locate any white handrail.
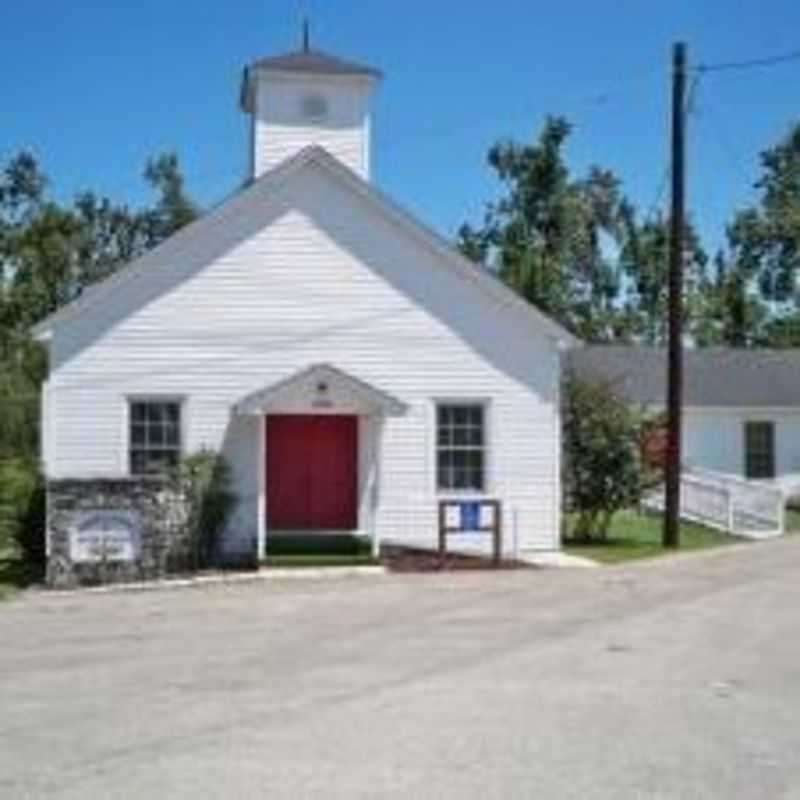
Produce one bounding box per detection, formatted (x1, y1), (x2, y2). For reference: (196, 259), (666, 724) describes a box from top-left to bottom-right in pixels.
(644, 468), (785, 539)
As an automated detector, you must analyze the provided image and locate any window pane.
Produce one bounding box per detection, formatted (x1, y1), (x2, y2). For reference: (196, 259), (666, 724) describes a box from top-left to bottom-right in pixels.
(452, 450), (470, 469)
(467, 406), (483, 427)
(453, 428), (471, 446)
(131, 423), (146, 446)
(165, 424), (180, 446)
(130, 450), (146, 476)
(148, 403), (165, 424)
(165, 403), (180, 424)
(149, 424), (165, 446)
(453, 406), (469, 425)
(131, 403), (146, 423)
(468, 468), (484, 491)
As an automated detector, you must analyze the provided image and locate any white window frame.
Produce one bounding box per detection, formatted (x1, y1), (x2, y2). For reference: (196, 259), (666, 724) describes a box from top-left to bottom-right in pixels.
(123, 395), (187, 477)
(431, 398), (492, 496)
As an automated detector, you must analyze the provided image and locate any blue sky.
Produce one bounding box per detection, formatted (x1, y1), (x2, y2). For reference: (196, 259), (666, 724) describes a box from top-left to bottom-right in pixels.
(1, 1), (798, 254)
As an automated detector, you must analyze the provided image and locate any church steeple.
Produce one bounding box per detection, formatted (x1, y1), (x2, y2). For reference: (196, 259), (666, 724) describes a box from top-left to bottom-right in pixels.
(240, 35), (381, 181)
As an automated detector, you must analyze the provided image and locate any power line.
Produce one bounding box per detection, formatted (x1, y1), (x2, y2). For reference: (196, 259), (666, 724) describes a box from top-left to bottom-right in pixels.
(696, 48), (800, 74)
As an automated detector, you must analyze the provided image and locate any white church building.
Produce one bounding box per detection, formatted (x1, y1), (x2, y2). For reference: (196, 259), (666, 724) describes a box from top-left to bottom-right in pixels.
(33, 37), (574, 584)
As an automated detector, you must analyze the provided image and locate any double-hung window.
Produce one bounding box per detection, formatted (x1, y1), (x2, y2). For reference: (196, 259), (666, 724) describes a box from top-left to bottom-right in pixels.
(436, 403), (486, 492)
(129, 399), (182, 476)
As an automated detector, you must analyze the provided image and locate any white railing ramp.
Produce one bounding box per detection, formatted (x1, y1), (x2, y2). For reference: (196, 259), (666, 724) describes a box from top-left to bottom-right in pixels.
(644, 467), (785, 539)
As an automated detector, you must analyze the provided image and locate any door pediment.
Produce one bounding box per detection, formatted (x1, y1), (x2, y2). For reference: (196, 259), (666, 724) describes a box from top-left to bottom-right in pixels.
(234, 363), (407, 417)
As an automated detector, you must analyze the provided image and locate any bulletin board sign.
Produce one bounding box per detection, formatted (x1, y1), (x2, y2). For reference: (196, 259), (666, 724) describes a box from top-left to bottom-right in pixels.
(438, 499), (502, 567)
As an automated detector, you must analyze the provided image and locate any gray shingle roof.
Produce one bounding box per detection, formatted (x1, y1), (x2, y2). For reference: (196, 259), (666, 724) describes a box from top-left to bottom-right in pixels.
(250, 47), (382, 79)
(240, 46), (382, 112)
(567, 346), (800, 408)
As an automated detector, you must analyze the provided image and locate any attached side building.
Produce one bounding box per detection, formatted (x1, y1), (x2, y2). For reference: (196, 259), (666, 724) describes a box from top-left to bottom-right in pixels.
(569, 346), (800, 480)
(34, 40), (574, 584)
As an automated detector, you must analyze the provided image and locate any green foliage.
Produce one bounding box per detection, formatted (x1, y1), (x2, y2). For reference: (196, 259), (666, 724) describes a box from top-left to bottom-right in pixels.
(0, 149), (198, 573)
(619, 212), (711, 345)
(178, 450), (236, 567)
(701, 121), (800, 347)
(731, 123), (800, 305)
(461, 117), (800, 348)
(141, 153), (199, 246)
(459, 116), (631, 341)
(0, 459), (46, 570)
(562, 375), (649, 540)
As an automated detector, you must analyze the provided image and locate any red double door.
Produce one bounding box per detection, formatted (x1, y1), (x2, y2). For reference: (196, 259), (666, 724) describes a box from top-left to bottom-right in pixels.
(266, 415), (358, 530)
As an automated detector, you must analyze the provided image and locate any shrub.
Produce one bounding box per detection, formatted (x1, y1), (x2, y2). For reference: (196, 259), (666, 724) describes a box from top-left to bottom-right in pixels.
(178, 450), (236, 568)
(0, 458), (46, 570)
(563, 374), (649, 541)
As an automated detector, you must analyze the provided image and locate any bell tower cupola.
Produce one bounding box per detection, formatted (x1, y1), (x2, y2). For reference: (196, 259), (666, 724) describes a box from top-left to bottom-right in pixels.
(240, 25), (382, 181)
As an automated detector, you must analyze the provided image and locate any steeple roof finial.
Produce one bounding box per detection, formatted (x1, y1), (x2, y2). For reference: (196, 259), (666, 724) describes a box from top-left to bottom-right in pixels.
(302, 17), (310, 52)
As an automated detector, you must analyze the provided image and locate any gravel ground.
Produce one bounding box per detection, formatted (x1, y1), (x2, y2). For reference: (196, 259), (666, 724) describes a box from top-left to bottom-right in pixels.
(1, 538), (799, 799)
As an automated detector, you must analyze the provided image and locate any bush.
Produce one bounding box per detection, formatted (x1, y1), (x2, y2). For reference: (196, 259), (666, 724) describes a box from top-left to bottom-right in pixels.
(563, 375), (649, 541)
(178, 450), (236, 568)
(0, 458), (46, 570)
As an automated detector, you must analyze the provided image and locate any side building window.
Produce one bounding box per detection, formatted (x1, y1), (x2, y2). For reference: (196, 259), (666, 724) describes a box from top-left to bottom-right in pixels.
(744, 421), (775, 479)
(436, 403), (486, 492)
(129, 399), (182, 476)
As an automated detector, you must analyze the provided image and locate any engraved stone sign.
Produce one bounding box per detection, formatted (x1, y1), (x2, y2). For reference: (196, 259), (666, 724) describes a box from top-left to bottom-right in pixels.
(69, 511), (141, 563)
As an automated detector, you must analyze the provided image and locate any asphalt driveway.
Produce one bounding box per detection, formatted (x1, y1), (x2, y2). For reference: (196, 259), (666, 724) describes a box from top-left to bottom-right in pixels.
(2, 539), (800, 799)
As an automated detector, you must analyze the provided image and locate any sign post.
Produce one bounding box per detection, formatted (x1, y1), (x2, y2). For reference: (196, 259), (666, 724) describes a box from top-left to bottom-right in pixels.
(438, 499), (502, 568)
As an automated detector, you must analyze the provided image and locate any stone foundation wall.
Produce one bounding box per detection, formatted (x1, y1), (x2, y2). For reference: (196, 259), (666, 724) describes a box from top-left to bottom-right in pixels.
(46, 478), (193, 588)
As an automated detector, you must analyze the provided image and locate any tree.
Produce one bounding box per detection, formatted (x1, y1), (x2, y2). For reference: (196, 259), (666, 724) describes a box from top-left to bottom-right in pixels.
(692, 250), (767, 347)
(618, 211), (711, 345)
(141, 153), (199, 247)
(562, 374), (648, 540)
(459, 116), (632, 341)
(0, 150), (199, 466)
(720, 122), (800, 345)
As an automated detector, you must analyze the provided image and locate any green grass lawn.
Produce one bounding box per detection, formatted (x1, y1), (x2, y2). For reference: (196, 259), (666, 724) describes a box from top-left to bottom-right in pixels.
(563, 510), (739, 564)
(261, 534), (378, 568)
(785, 508), (800, 532)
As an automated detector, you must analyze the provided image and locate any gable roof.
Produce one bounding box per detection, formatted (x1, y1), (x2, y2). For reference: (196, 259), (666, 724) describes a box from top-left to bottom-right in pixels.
(568, 345), (800, 408)
(234, 363), (408, 416)
(32, 145), (576, 347)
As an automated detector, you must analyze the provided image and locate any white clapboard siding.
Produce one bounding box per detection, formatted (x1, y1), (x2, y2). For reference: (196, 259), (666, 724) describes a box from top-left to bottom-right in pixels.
(252, 75), (372, 179)
(683, 408), (800, 477)
(45, 159), (562, 553)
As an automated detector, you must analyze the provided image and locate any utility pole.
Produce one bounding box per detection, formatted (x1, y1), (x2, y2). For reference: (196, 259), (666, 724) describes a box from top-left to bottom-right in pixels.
(663, 42), (687, 549)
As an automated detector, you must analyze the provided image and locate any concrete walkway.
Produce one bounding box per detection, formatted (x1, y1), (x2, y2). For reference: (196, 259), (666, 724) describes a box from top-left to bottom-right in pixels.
(1, 537), (799, 798)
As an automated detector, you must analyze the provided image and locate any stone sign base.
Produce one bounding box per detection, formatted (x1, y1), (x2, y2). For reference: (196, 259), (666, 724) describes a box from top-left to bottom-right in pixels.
(46, 478), (194, 588)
